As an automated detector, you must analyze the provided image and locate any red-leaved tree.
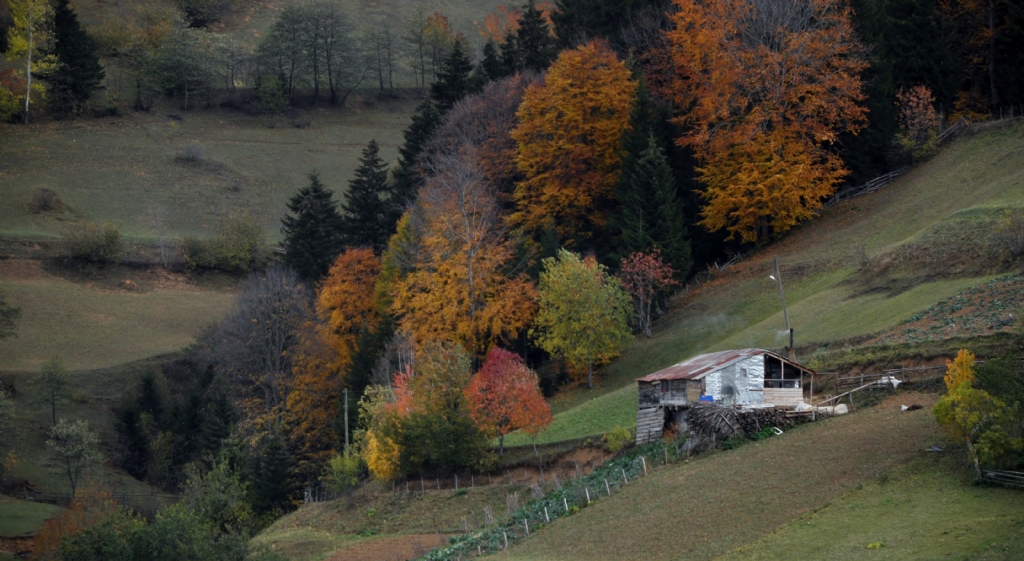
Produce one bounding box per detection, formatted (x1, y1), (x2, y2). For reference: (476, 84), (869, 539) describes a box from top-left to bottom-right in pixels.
(465, 347), (552, 455)
(619, 250), (679, 338)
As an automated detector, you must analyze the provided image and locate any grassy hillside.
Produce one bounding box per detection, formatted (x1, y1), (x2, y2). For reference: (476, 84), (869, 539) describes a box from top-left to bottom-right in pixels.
(0, 259), (235, 372)
(0, 104), (411, 243)
(516, 120), (1024, 443)
(718, 454), (1024, 561)
(500, 392), (1018, 561)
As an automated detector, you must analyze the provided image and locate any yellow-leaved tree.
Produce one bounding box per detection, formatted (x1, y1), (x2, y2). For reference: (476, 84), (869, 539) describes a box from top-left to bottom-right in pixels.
(667, 0), (868, 242)
(391, 143), (537, 356)
(511, 39), (637, 245)
(5, 0), (55, 124)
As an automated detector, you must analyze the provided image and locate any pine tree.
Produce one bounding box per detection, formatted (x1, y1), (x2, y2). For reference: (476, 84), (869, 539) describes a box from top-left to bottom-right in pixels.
(515, 0), (556, 72)
(340, 140), (391, 250)
(43, 0), (104, 118)
(611, 82), (691, 276)
(429, 36), (476, 112)
(552, 0), (666, 49)
(248, 431), (296, 513)
(386, 98), (442, 233)
(281, 173), (345, 283)
(481, 39), (508, 81)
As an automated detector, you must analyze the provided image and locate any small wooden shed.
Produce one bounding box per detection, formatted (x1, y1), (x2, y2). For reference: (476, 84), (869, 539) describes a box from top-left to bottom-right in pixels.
(635, 349), (815, 444)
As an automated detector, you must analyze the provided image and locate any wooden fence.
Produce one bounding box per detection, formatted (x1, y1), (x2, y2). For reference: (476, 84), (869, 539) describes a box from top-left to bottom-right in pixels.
(821, 166), (908, 210)
(981, 469), (1024, 488)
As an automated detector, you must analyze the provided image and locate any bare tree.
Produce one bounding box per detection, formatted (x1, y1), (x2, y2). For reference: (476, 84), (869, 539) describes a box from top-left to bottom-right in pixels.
(369, 18), (399, 97)
(371, 331), (415, 389)
(403, 6), (428, 93)
(205, 265), (312, 428)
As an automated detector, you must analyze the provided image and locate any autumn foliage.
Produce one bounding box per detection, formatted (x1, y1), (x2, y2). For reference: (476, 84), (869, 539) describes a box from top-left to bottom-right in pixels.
(465, 348), (552, 454)
(667, 0), (868, 242)
(619, 250), (679, 338)
(32, 487), (117, 561)
(511, 39), (637, 244)
(389, 112), (536, 354)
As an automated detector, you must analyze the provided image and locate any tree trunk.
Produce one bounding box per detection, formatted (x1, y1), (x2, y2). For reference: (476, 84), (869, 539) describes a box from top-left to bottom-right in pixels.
(988, 0), (999, 108)
(23, 13), (33, 125)
(499, 434), (505, 455)
(588, 362), (593, 389)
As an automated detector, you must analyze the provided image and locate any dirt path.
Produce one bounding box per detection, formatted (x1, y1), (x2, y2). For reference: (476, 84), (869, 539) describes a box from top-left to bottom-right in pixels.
(504, 392), (943, 561)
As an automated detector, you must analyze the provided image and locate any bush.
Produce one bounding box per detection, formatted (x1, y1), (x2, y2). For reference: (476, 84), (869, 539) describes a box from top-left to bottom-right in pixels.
(62, 221), (125, 265)
(29, 188), (64, 213)
(603, 426), (633, 454)
(324, 453), (362, 494)
(995, 209), (1024, 259)
(176, 142), (207, 164)
(182, 217), (267, 272)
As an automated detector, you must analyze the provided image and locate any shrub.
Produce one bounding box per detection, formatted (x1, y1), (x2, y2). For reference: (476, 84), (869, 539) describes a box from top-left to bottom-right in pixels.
(182, 216), (267, 272)
(603, 426), (633, 454)
(995, 209), (1024, 259)
(176, 142), (207, 164)
(29, 188), (64, 213)
(62, 221), (125, 264)
(324, 453), (362, 494)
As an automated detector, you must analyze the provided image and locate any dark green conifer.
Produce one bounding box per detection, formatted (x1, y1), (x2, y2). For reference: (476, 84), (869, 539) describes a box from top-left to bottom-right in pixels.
(481, 40), (508, 81)
(385, 98), (442, 233)
(281, 172), (345, 283)
(515, 1), (556, 72)
(430, 37), (477, 112)
(44, 0), (105, 118)
(248, 431), (296, 513)
(611, 81), (691, 277)
(340, 140), (391, 250)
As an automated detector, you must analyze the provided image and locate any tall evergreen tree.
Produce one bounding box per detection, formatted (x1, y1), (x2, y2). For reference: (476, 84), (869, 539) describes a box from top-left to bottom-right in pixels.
(42, 0), (105, 118)
(340, 140), (391, 250)
(248, 430), (296, 513)
(385, 98), (442, 233)
(481, 39), (508, 81)
(429, 37), (477, 112)
(613, 134), (691, 278)
(610, 80), (692, 277)
(515, 0), (556, 72)
(281, 172), (345, 283)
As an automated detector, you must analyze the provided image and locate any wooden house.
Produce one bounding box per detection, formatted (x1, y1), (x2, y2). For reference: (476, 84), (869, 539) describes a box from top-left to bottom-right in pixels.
(635, 349), (815, 444)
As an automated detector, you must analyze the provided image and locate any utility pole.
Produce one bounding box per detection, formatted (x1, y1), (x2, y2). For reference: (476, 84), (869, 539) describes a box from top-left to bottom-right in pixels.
(771, 256), (795, 360)
(343, 388), (349, 457)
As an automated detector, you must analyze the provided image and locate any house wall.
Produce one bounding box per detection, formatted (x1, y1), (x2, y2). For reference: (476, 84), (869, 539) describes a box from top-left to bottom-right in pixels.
(764, 387), (803, 407)
(704, 357), (766, 406)
(636, 407), (663, 444)
(638, 382), (660, 407)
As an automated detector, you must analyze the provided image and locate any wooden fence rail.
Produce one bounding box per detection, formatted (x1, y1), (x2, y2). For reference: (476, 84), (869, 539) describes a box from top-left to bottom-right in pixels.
(981, 469), (1024, 488)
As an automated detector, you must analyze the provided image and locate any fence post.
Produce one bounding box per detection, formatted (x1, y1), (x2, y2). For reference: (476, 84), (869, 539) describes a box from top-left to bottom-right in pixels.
(564, 497), (569, 513)
(524, 519), (529, 536)
(621, 468), (628, 484)
(544, 506), (550, 522)
(605, 478), (611, 496)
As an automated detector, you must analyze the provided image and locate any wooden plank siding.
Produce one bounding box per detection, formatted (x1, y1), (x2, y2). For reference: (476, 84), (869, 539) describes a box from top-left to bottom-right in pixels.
(636, 407), (664, 444)
(764, 387), (803, 407)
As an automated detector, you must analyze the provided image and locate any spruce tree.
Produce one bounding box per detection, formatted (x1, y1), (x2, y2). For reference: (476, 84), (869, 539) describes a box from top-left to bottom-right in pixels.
(515, 0), (556, 72)
(386, 98), (442, 233)
(340, 140), (391, 250)
(281, 173), (345, 283)
(611, 82), (691, 277)
(552, 0), (667, 49)
(44, 0), (105, 118)
(248, 431), (296, 513)
(481, 40), (508, 81)
(429, 37), (477, 112)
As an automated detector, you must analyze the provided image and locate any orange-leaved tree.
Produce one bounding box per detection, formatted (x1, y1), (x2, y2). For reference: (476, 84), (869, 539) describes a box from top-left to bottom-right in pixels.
(465, 347), (552, 455)
(285, 248), (381, 481)
(317, 247), (382, 364)
(33, 486), (119, 561)
(619, 250), (679, 338)
(391, 145), (538, 356)
(511, 38), (637, 245)
(667, 0), (868, 242)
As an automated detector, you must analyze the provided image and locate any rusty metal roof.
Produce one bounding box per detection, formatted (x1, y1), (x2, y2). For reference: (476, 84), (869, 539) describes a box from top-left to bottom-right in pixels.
(636, 348), (814, 383)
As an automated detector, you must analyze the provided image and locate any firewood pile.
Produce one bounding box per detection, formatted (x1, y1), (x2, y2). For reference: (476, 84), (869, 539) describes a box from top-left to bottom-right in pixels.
(687, 405), (791, 442)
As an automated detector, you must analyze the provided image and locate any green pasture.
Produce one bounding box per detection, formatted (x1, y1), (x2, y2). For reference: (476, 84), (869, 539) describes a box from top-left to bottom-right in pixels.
(0, 497), (60, 538)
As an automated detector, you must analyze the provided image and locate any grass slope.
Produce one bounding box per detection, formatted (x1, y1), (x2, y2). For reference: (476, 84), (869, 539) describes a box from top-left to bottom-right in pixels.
(718, 454), (1024, 561)
(0, 106), (410, 243)
(0, 497), (60, 539)
(503, 392), (952, 561)
(0, 260), (235, 372)
(527, 121), (1024, 440)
